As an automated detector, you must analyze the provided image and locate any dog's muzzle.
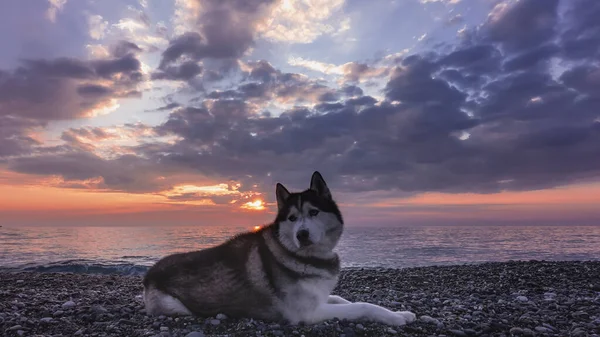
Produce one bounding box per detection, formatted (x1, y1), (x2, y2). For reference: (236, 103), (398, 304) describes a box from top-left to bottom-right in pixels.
(296, 229), (312, 246)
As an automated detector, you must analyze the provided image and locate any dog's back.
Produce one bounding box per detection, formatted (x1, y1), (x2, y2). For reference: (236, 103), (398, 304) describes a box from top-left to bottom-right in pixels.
(143, 229), (283, 319)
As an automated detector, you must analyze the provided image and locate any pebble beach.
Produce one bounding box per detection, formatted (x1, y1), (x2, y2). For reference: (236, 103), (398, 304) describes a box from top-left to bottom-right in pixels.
(1, 260), (599, 337)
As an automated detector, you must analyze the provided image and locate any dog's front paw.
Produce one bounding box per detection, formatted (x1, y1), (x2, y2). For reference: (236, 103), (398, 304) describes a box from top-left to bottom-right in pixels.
(396, 311), (416, 324)
(381, 310), (416, 326)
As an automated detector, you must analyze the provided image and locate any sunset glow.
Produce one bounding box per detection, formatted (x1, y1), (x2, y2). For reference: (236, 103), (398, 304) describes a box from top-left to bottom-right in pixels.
(242, 200), (266, 211)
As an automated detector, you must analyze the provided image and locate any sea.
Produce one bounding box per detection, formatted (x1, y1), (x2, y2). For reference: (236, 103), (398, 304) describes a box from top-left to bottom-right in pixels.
(1, 225), (599, 275)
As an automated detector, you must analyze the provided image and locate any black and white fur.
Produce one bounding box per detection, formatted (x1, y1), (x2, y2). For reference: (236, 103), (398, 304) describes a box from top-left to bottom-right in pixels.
(143, 171), (416, 326)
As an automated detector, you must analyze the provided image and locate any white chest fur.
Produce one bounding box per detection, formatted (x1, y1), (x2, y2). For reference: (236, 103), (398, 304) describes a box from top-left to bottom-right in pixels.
(278, 276), (338, 324)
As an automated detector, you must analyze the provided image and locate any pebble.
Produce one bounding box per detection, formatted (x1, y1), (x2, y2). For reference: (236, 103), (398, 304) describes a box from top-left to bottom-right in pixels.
(62, 300), (76, 309)
(0, 261), (599, 337)
(522, 328), (535, 336)
(516, 296), (529, 302)
(185, 332), (205, 337)
(91, 305), (107, 314)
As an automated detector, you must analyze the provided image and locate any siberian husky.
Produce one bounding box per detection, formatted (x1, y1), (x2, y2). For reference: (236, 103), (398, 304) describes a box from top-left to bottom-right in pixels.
(143, 171), (416, 326)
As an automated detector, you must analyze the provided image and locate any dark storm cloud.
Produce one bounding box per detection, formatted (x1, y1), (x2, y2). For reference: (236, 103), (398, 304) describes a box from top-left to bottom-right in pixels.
(0, 116), (43, 158)
(502, 44), (560, 72)
(201, 60), (339, 105)
(8, 151), (182, 194)
(158, 0), (278, 68)
(7, 0), (600, 199)
(0, 54), (143, 120)
(0, 52), (144, 157)
(21, 54), (142, 80)
(111, 40), (143, 58)
(481, 0), (559, 52)
(340, 85), (363, 97)
(385, 56), (466, 106)
(559, 0), (600, 60)
(76, 84), (113, 97)
(152, 61), (203, 81)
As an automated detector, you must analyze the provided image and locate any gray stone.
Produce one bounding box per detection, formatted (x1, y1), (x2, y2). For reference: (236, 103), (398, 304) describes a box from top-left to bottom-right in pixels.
(210, 319), (221, 325)
(185, 332), (205, 337)
(62, 300), (76, 309)
(510, 327), (524, 335)
(523, 328), (535, 336)
(91, 305), (107, 314)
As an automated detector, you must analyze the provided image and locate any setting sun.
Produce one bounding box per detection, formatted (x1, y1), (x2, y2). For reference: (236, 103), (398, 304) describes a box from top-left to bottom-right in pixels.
(242, 199), (266, 211)
(253, 225), (262, 232)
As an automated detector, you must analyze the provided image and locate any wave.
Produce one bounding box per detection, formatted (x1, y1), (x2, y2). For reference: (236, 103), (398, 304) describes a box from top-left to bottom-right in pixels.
(0, 259), (151, 276)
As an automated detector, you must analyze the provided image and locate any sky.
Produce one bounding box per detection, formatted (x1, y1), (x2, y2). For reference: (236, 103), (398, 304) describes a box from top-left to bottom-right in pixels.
(1, 0), (600, 227)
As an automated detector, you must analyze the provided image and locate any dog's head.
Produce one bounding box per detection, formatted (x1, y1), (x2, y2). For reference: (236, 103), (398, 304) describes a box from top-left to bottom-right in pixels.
(274, 171), (344, 254)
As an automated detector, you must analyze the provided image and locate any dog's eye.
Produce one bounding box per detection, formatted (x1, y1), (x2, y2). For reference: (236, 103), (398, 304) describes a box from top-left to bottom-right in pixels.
(309, 209), (319, 217)
(288, 215), (298, 222)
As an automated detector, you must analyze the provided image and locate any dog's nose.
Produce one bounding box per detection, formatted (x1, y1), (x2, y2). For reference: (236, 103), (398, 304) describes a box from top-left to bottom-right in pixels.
(296, 229), (311, 246)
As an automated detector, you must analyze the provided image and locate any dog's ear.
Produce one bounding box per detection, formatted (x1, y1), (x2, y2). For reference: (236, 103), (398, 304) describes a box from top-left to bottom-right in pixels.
(310, 171), (331, 200)
(276, 183), (291, 210)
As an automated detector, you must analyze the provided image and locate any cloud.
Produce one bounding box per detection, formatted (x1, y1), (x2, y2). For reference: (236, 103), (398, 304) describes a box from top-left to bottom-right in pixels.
(0, 116), (44, 158)
(256, 0), (350, 44)
(0, 54), (143, 121)
(152, 61), (203, 81)
(160, 0), (278, 68)
(109, 7), (169, 52)
(5, 0), (600, 206)
(481, 0), (559, 52)
(287, 56), (390, 84)
(0, 49), (145, 158)
(420, 0), (461, 4)
(46, 0), (67, 23)
(88, 14), (108, 40)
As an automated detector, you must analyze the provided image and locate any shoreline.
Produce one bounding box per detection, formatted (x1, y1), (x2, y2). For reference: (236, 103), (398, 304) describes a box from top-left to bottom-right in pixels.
(1, 260), (599, 336)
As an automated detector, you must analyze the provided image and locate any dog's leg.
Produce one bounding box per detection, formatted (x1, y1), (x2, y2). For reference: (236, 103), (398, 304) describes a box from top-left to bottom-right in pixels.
(308, 302), (416, 326)
(327, 295), (352, 304)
